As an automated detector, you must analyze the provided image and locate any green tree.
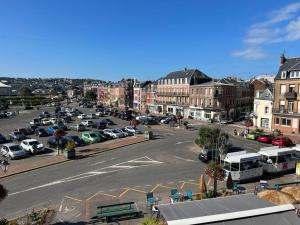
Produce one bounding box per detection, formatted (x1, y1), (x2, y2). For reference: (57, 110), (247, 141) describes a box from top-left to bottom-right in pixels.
(196, 126), (228, 149)
(19, 87), (33, 96)
(84, 90), (97, 101)
(0, 184), (8, 203)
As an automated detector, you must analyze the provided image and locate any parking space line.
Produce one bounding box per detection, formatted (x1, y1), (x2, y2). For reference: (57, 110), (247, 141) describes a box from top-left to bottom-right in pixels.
(151, 184), (161, 192)
(119, 188), (130, 197)
(130, 188), (147, 194)
(64, 196), (83, 202)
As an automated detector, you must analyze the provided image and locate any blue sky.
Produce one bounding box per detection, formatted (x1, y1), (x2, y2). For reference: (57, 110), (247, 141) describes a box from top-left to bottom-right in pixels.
(0, 0), (300, 81)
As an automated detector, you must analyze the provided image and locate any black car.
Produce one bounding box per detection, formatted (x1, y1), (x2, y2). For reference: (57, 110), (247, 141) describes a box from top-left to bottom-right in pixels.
(198, 149), (219, 163)
(65, 135), (85, 147)
(35, 127), (49, 137)
(55, 122), (68, 131)
(25, 127), (35, 135)
(47, 136), (68, 148)
(28, 125), (39, 132)
(102, 119), (114, 125)
(0, 133), (7, 144)
(144, 119), (159, 125)
(93, 121), (107, 129)
(97, 131), (112, 140)
(9, 131), (27, 141)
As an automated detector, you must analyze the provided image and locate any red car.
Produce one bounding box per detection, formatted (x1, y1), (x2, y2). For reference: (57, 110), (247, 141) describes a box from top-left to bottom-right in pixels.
(271, 136), (294, 147)
(256, 135), (274, 143)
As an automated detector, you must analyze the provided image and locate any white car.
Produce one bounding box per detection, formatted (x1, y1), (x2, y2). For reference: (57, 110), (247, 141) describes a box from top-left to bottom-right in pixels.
(87, 113), (96, 119)
(78, 114), (87, 120)
(81, 120), (94, 127)
(1, 143), (26, 159)
(50, 118), (58, 125)
(41, 118), (52, 126)
(124, 126), (137, 134)
(115, 128), (128, 137)
(95, 112), (104, 117)
(103, 129), (118, 139)
(20, 139), (45, 154)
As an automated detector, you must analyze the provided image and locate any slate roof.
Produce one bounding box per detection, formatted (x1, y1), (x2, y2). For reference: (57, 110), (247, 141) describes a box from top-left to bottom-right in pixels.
(140, 81), (152, 88)
(157, 194), (299, 225)
(192, 81), (234, 87)
(163, 69), (210, 80)
(275, 57), (300, 80)
(255, 88), (274, 100)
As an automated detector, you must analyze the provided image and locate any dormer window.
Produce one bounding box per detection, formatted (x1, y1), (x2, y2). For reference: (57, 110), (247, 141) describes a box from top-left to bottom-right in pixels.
(281, 71), (286, 79)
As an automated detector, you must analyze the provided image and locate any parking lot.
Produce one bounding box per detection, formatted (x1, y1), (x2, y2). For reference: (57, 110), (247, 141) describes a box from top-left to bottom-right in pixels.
(0, 105), (142, 167)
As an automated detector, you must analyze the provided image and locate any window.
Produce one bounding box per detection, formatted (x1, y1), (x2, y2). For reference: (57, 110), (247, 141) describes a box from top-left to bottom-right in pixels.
(289, 84), (295, 92)
(265, 107), (269, 114)
(205, 113), (211, 119)
(275, 117), (280, 125)
(288, 101), (294, 113)
(298, 101), (300, 113)
(280, 100), (285, 112)
(281, 71), (286, 79)
(191, 89), (194, 94)
(280, 85), (286, 95)
(282, 118), (291, 126)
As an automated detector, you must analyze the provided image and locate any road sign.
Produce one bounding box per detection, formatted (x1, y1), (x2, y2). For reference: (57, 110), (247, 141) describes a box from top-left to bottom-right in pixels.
(296, 163), (300, 176)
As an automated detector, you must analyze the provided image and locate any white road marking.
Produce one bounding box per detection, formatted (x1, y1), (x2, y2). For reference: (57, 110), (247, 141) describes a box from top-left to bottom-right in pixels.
(59, 199), (64, 212)
(8, 156), (163, 196)
(90, 161), (107, 166)
(174, 156), (197, 162)
(175, 141), (192, 145)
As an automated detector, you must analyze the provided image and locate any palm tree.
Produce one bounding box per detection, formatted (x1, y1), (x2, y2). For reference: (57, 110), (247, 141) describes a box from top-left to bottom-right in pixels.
(53, 128), (66, 154)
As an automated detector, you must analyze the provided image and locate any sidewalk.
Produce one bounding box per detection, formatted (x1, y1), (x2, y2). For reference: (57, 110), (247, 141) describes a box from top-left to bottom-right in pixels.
(0, 135), (146, 178)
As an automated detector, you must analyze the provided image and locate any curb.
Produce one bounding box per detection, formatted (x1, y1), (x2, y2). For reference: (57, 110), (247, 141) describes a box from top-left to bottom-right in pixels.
(0, 138), (148, 179)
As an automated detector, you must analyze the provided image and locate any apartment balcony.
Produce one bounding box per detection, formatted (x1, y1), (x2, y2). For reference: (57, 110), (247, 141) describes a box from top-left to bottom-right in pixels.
(273, 108), (300, 116)
(157, 92), (189, 97)
(284, 91), (297, 99)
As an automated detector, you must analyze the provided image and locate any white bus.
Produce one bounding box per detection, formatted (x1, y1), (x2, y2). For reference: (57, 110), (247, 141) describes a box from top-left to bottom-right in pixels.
(258, 146), (298, 174)
(223, 151), (263, 181)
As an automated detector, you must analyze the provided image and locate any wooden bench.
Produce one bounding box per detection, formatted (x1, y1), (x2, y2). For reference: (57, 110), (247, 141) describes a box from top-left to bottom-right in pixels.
(96, 202), (143, 222)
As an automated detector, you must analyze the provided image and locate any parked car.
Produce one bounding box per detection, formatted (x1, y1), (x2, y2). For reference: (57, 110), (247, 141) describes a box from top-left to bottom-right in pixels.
(30, 118), (41, 126)
(9, 131), (27, 141)
(112, 129), (124, 138)
(102, 119), (114, 125)
(0, 143), (26, 159)
(70, 124), (86, 132)
(55, 122), (68, 131)
(81, 131), (100, 144)
(161, 117), (176, 124)
(81, 120), (94, 127)
(272, 136), (294, 147)
(87, 113), (96, 119)
(20, 139), (45, 154)
(92, 121), (107, 129)
(14, 128), (29, 136)
(144, 119), (159, 125)
(121, 128), (134, 136)
(24, 127), (35, 135)
(95, 111), (104, 117)
(0, 133), (7, 144)
(49, 118), (58, 125)
(198, 149), (219, 163)
(115, 128), (129, 137)
(41, 111), (51, 118)
(97, 131), (112, 140)
(256, 134), (274, 143)
(47, 136), (68, 149)
(124, 126), (136, 134)
(78, 114), (87, 120)
(103, 129), (118, 139)
(219, 119), (233, 124)
(47, 126), (59, 135)
(35, 127), (49, 137)
(65, 135), (85, 147)
(41, 118), (51, 126)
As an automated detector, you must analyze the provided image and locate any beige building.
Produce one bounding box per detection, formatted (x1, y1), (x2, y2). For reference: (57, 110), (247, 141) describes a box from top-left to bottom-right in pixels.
(156, 68), (211, 115)
(253, 88), (274, 130)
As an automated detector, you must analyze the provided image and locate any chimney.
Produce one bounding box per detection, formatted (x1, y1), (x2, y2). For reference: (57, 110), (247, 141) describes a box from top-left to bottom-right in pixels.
(280, 54), (287, 65)
(184, 67), (187, 71)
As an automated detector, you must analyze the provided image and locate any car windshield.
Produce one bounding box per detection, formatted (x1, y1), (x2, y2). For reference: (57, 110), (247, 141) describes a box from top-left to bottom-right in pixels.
(29, 141), (39, 145)
(9, 145), (21, 151)
(90, 133), (97, 138)
(14, 132), (22, 136)
(113, 130), (119, 133)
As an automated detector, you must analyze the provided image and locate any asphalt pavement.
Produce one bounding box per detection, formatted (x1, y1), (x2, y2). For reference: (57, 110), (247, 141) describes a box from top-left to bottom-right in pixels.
(0, 121), (271, 221)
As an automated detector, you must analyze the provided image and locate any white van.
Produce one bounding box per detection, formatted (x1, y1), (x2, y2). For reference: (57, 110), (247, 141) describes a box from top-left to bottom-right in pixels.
(223, 151), (263, 181)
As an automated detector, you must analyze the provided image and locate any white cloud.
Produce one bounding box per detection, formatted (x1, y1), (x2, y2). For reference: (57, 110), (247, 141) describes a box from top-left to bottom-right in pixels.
(285, 16), (300, 41)
(232, 47), (267, 60)
(233, 2), (300, 60)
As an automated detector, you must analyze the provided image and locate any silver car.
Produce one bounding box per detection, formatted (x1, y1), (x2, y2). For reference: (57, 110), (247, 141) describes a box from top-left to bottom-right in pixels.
(1, 143), (26, 159)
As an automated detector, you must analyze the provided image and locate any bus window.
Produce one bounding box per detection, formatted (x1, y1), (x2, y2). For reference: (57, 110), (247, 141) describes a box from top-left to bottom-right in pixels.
(231, 163), (239, 171)
(224, 161), (230, 171)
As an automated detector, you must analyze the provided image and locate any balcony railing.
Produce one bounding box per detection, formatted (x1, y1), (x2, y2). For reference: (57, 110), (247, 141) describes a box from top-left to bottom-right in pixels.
(156, 92), (189, 97)
(273, 108), (300, 115)
(284, 91), (297, 99)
